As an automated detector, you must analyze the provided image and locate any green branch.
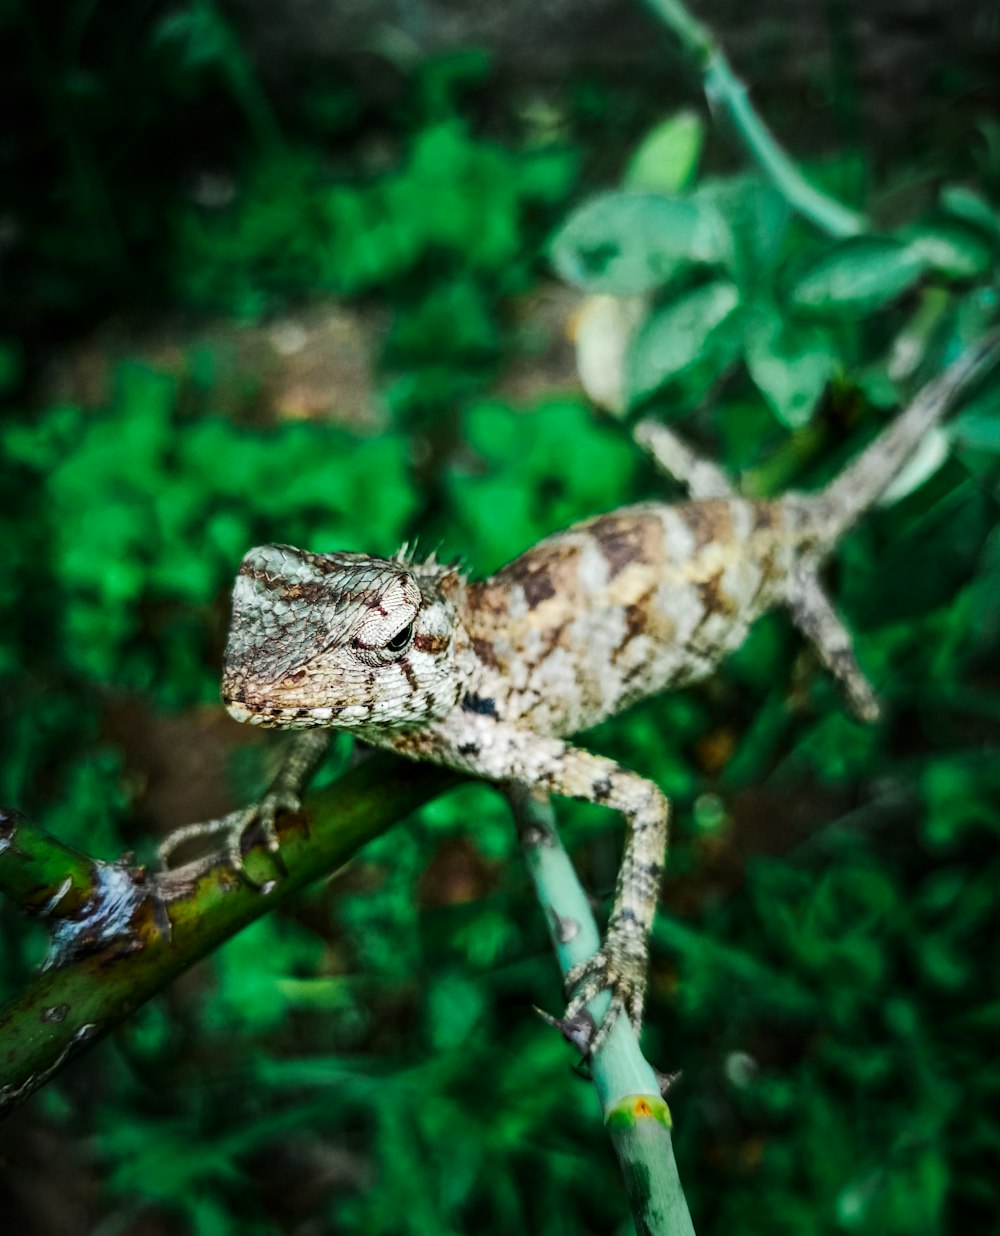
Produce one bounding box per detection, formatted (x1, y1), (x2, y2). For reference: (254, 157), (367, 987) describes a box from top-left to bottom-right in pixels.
(0, 808), (100, 914)
(0, 755), (455, 1116)
(511, 788), (696, 1236)
(643, 0), (866, 238)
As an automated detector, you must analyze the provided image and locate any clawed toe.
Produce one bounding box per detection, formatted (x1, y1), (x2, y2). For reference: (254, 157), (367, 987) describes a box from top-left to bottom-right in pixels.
(158, 791), (299, 887)
(157, 809), (246, 871)
(533, 1004), (597, 1056)
(560, 942), (647, 1056)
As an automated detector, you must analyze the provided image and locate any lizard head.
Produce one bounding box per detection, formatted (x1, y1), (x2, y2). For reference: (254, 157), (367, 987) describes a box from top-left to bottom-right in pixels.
(221, 545), (464, 729)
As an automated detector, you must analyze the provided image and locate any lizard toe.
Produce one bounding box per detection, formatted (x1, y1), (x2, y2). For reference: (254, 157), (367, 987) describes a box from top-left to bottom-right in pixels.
(159, 792), (299, 888)
(563, 938), (648, 1055)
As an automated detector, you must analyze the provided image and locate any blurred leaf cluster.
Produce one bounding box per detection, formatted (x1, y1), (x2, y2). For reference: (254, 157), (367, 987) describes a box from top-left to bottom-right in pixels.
(555, 110), (1000, 435)
(2, 7), (1000, 1235)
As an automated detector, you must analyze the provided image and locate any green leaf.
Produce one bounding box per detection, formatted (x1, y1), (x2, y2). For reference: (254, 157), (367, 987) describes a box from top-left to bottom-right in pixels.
(921, 757), (1000, 846)
(549, 191), (730, 295)
(787, 236), (929, 317)
(904, 219), (994, 280)
(950, 411), (1000, 454)
(694, 175), (790, 285)
(946, 373), (1000, 455)
(939, 185), (1000, 242)
(624, 110), (704, 194)
(628, 280), (740, 400)
(745, 307), (835, 427)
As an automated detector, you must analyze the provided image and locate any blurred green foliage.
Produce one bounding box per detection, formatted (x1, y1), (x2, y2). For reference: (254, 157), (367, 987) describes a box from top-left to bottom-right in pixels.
(2, 4), (1000, 1235)
(552, 112), (1000, 429)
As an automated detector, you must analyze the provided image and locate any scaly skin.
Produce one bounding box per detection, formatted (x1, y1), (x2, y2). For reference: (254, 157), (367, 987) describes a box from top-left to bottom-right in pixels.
(172, 335), (996, 1053)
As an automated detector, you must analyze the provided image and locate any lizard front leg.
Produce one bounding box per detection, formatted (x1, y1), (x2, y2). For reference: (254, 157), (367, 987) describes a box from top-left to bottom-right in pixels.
(159, 729), (330, 879)
(399, 716), (670, 1053)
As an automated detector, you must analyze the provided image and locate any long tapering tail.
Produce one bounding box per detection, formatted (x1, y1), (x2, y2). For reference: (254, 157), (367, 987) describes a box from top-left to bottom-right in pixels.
(807, 329), (999, 548)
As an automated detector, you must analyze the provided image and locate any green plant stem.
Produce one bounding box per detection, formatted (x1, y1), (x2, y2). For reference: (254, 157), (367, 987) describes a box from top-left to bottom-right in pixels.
(196, 0), (285, 153)
(643, 0), (866, 238)
(511, 788), (695, 1236)
(0, 754), (455, 1116)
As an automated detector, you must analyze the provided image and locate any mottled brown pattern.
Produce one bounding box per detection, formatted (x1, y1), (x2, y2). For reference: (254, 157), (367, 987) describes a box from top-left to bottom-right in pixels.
(636, 590), (677, 648)
(238, 569), (333, 607)
(399, 657), (419, 693)
(588, 512), (662, 578)
(463, 578), (512, 624)
(751, 501), (778, 533)
(522, 571), (557, 608)
(681, 499), (735, 553)
(491, 538), (578, 609)
(535, 621), (571, 666)
(469, 636), (503, 671)
(613, 589), (658, 662)
(413, 632), (449, 654)
(696, 570), (736, 619)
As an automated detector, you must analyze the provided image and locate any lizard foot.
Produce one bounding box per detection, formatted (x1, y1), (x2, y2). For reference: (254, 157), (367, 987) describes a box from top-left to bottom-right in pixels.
(563, 932), (648, 1056)
(157, 790), (300, 888)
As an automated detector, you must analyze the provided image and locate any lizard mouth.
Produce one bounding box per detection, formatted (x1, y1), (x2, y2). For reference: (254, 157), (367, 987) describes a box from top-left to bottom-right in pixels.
(223, 697), (348, 728)
(223, 684), (361, 728)
(221, 668), (387, 729)
(223, 696), (302, 727)
(225, 699), (255, 724)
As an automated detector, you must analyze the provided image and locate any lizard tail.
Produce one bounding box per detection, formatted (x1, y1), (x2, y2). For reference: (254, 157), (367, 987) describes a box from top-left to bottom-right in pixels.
(806, 328), (999, 549)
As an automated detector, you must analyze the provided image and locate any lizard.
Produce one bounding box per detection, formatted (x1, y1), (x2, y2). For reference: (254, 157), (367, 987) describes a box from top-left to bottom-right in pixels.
(162, 332), (996, 1054)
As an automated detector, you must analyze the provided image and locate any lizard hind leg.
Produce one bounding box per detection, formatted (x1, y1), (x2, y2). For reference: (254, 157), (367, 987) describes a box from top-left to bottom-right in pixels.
(786, 563), (880, 723)
(632, 417), (735, 500)
(558, 762), (670, 1054)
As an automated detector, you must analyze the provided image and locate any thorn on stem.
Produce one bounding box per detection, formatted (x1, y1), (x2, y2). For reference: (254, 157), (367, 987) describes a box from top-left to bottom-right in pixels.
(654, 1068), (682, 1097)
(533, 1004), (596, 1057)
(548, 907), (580, 944)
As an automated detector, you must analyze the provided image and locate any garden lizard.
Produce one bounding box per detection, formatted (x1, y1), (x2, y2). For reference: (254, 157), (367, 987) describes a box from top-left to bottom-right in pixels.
(165, 334), (995, 1053)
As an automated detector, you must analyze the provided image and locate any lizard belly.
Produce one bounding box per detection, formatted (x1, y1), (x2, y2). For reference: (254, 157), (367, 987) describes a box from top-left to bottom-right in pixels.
(464, 499), (792, 737)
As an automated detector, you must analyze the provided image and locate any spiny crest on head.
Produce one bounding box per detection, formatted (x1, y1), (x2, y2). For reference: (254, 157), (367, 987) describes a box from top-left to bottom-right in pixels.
(393, 539), (462, 577)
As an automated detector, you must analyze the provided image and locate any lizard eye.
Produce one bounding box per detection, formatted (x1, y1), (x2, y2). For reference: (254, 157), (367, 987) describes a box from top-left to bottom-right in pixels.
(385, 622), (414, 654)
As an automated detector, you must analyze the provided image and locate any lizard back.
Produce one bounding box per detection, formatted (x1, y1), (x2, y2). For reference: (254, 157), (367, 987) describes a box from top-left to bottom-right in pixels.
(460, 497), (806, 737)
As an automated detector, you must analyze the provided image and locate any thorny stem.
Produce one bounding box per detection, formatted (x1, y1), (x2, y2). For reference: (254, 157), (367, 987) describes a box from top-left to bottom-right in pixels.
(642, 0), (866, 238)
(0, 755), (455, 1116)
(511, 788), (696, 1236)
